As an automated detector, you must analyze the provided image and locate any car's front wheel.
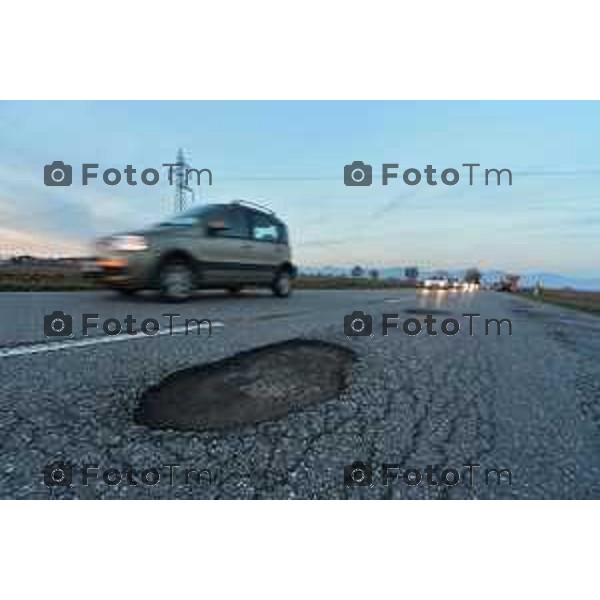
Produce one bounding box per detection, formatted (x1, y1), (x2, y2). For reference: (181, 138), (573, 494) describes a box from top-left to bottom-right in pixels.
(272, 269), (292, 298)
(159, 260), (194, 302)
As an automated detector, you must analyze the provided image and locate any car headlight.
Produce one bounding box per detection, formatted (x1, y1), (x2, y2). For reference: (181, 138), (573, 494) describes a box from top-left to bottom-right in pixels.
(111, 235), (149, 251)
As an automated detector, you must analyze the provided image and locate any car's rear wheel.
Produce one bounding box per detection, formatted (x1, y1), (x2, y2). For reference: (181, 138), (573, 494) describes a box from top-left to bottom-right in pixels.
(272, 269), (292, 298)
(159, 260), (194, 302)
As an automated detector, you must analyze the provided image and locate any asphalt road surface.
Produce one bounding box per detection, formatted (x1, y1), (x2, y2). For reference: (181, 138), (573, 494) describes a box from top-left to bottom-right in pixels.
(0, 288), (598, 499)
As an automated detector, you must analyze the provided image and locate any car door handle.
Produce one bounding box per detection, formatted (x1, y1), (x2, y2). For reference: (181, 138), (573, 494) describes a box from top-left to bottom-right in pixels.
(240, 243), (253, 249)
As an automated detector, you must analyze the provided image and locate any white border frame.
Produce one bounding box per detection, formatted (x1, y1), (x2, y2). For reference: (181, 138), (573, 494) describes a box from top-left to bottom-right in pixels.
(1, 2), (597, 598)
(1, 1), (599, 99)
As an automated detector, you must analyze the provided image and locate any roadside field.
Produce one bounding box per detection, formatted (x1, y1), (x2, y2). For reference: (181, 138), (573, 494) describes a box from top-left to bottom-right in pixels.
(0, 266), (94, 291)
(524, 289), (600, 314)
(0, 266), (414, 292)
(293, 276), (414, 290)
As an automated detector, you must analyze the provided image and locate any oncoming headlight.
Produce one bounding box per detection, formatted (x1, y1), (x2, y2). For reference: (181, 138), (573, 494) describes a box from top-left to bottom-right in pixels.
(111, 235), (149, 251)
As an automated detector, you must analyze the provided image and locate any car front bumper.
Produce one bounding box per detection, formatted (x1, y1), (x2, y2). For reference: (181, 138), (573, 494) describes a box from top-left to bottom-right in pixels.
(94, 253), (156, 290)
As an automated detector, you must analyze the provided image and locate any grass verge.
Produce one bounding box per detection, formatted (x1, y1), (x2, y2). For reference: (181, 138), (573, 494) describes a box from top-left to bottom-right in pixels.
(0, 272), (414, 292)
(522, 289), (600, 315)
(294, 277), (414, 290)
(0, 271), (95, 291)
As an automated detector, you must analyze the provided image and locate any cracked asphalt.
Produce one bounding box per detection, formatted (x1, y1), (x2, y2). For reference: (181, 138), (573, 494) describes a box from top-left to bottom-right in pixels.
(0, 289), (598, 499)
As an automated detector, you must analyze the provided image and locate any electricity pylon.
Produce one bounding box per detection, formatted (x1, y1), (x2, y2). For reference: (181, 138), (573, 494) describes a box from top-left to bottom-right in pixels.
(174, 148), (194, 212)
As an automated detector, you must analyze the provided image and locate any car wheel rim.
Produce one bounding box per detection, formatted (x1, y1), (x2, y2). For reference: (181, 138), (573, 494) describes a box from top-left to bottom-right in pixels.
(278, 274), (290, 295)
(163, 265), (192, 298)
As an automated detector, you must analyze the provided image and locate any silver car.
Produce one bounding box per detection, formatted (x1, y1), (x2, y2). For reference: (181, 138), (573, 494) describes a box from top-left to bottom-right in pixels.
(95, 201), (296, 301)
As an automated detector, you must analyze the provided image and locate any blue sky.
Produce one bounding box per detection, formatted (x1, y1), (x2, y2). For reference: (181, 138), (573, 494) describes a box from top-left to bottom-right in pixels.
(0, 101), (598, 275)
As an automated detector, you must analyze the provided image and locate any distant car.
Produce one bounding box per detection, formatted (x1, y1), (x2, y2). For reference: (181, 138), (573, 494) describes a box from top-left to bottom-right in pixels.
(420, 275), (450, 290)
(94, 200), (296, 301)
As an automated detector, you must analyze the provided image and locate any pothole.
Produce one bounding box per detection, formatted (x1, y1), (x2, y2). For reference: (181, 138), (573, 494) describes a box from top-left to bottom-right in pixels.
(135, 339), (356, 431)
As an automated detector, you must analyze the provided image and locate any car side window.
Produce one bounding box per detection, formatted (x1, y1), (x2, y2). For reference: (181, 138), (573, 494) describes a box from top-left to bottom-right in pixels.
(205, 207), (249, 239)
(251, 213), (279, 243)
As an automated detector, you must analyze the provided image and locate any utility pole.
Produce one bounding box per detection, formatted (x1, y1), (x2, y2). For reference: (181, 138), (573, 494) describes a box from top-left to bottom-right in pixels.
(174, 148), (194, 212)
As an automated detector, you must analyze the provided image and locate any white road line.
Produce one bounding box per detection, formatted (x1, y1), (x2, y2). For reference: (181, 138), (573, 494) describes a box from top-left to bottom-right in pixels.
(0, 322), (224, 359)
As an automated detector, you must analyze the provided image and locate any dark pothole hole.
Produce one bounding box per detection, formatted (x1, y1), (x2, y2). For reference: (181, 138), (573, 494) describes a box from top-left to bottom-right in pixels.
(134, 339), (356, 431)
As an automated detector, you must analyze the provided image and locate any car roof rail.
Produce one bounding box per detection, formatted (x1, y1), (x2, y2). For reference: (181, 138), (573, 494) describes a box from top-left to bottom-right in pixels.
(231, 199), (275, 215)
